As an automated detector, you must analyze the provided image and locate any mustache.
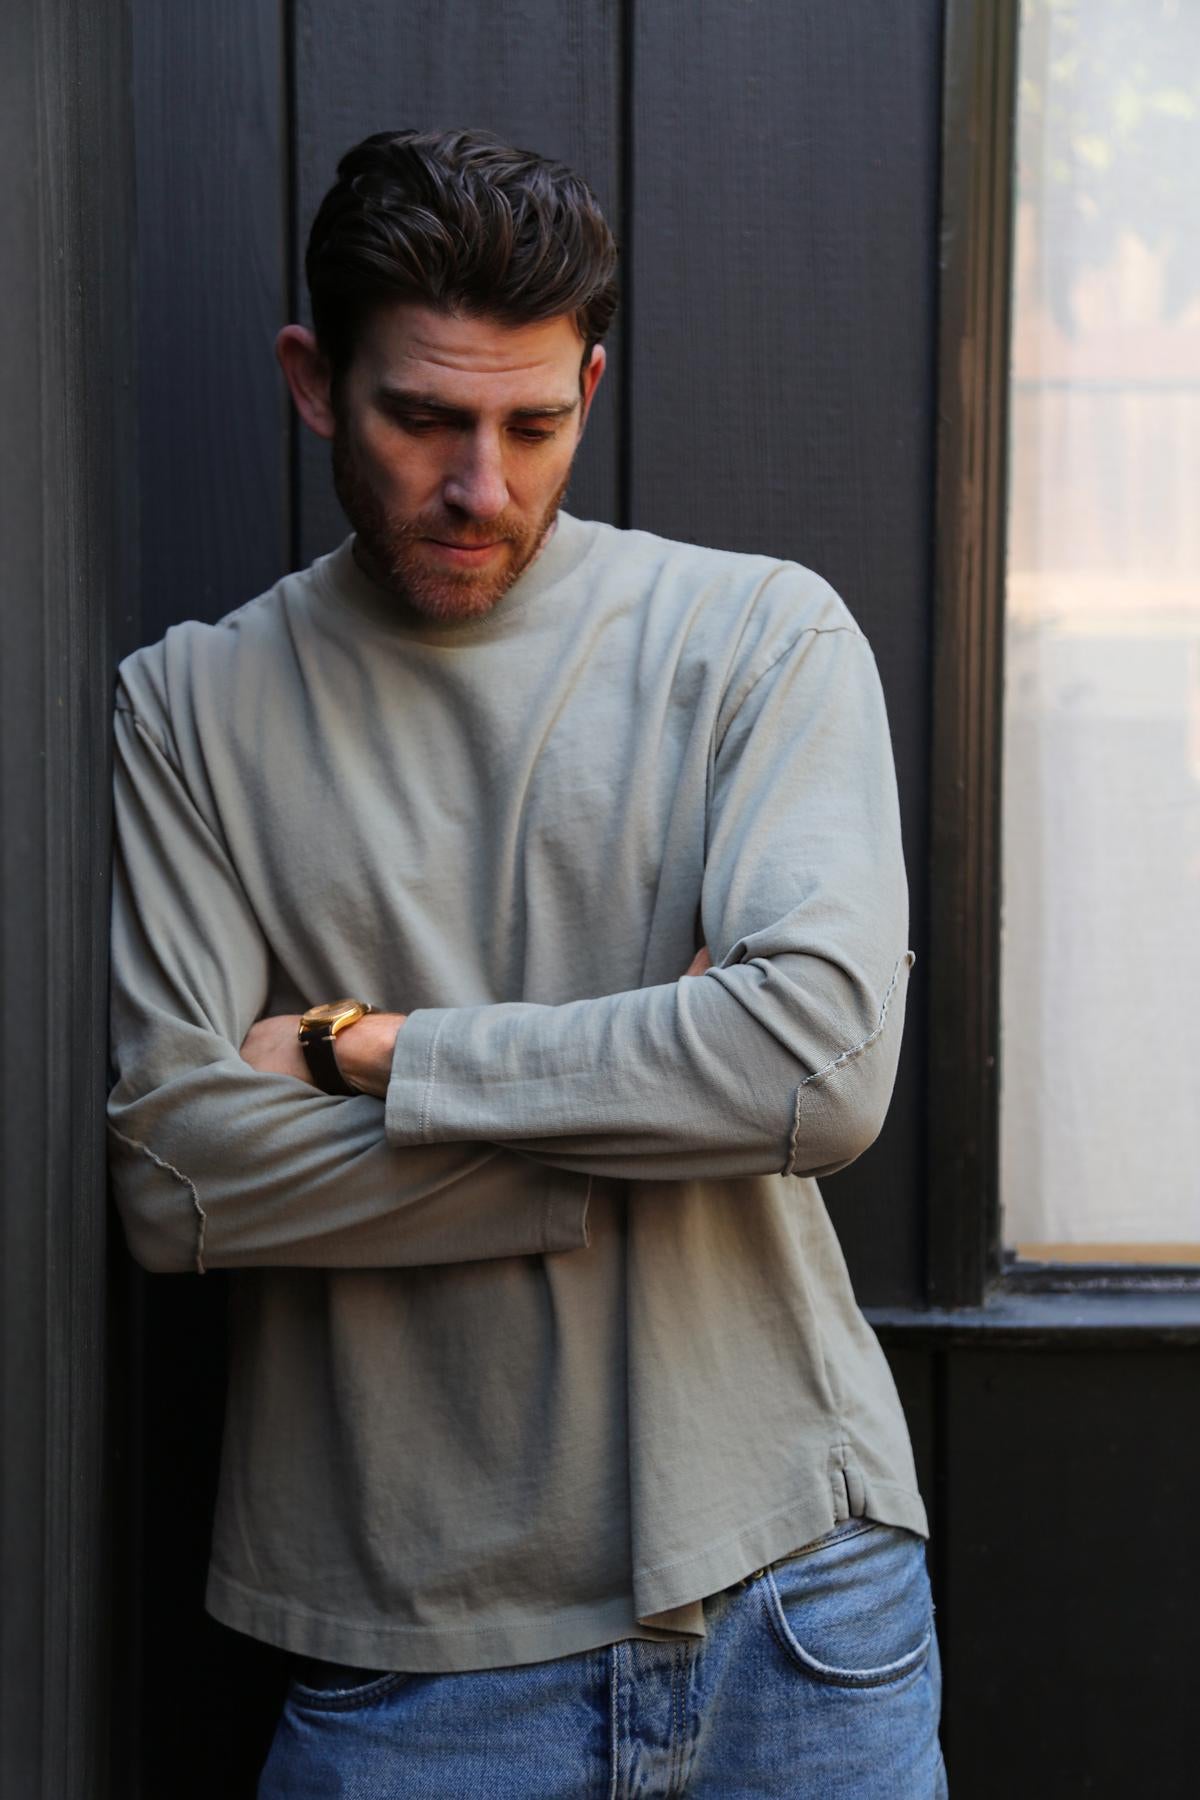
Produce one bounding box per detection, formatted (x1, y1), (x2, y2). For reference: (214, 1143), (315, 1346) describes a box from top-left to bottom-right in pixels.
(393, 515), (522, 548)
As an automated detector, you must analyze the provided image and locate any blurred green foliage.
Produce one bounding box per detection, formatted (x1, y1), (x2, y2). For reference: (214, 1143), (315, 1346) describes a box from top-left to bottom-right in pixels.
(1016, 0), (1199, 331)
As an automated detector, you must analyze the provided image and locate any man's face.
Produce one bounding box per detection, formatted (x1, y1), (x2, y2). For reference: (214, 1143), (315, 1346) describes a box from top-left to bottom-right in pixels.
(328, 302), (605, 621)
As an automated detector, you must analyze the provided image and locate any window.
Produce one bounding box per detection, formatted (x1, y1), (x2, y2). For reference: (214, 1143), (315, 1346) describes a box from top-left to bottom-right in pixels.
(999, 0), (1200, 1263)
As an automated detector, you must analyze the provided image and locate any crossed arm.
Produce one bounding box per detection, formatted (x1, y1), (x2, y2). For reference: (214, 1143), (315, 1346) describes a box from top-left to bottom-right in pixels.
(109, 621), (913, 1276)
(239, 946), (714, 1095)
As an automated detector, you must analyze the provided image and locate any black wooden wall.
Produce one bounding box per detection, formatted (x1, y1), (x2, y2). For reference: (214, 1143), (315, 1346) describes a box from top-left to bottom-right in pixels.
(2, 0), (137, 1793)
(104, 3), (1198, 1797)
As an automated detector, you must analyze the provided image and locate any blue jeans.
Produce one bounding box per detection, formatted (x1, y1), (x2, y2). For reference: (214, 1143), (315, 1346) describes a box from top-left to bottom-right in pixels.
(257, 1518), (948, 1797)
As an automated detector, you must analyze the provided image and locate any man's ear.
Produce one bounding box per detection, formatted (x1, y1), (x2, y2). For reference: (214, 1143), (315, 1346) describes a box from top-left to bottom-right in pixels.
(578, 343), (607, 434)
(276, 325), (337, 440)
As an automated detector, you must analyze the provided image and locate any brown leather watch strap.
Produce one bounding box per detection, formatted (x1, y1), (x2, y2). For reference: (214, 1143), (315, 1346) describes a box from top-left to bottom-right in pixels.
(299, 1028), (359, 1096)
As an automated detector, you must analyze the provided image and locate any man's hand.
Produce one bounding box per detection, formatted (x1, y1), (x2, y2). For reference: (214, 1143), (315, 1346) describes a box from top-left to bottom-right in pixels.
(241, 955), (708, 1098)
(240, 1011), (407, 1098)
(332, 1011), (407, 1098)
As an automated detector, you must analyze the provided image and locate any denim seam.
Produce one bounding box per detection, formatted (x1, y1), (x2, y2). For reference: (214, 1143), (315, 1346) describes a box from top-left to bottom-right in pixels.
(670, 1646), (686, 1795)
(618, 1642), (634, 1800)
(606, 1647), (619, 1800)
(764, 1568), (933, 1689)
(288, 1670), (409, 1713)
(665, 1650), (678, 1794)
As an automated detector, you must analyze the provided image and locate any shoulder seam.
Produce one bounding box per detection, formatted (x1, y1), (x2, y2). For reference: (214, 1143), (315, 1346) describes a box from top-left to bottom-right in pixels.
(115, 702), (182, 776)
(213, 592), (271, 631)
(717, 622), (869, 755)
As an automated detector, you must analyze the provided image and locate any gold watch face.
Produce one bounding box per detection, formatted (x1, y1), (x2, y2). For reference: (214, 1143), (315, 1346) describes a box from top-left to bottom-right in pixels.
(299, 998), (368, 1036)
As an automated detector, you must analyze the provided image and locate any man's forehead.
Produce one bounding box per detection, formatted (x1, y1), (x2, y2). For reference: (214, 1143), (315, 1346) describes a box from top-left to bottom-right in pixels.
(361, 301), (584, 386)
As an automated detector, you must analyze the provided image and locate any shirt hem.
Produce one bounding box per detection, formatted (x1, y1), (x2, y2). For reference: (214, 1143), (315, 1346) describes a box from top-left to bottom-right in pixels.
(631, 1474), (929, 1619)
(204, 1567), (693, 1675)
(204, 1475), (928, 1675)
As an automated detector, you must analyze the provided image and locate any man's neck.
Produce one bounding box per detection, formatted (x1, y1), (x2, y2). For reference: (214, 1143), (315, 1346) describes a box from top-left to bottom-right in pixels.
(527, 513), (558, 569)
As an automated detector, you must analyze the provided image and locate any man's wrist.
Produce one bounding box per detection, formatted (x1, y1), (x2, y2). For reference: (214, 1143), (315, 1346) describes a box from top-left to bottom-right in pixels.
(332, 1010), (407, 1099)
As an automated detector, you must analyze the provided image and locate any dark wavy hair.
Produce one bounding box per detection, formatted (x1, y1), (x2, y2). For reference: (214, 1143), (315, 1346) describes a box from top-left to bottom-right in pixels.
(305, 127), (619, 384)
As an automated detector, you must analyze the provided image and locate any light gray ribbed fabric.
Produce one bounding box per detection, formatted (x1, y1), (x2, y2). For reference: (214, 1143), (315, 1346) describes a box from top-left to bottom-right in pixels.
(108, 510), (927, 1672)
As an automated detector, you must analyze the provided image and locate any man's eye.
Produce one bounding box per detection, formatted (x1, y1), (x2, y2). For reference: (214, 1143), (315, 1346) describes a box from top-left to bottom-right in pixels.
(514, 428), (555, 443)
(399, 417), (442, 434)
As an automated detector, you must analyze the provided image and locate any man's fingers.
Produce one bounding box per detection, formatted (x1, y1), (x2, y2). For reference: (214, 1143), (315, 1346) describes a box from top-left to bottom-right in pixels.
(683, 946), (713, 978)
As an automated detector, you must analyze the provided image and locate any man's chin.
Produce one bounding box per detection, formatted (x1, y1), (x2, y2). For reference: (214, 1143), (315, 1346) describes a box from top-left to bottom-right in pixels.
(367, 523), (565, 622)
(387, 541), (525, 622)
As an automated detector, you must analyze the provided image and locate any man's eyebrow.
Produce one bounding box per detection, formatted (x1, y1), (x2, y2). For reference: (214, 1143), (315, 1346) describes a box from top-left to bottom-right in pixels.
(376, 385), (579, 421)
(376, 389), (469, 419)
(509, 401), (580, 419)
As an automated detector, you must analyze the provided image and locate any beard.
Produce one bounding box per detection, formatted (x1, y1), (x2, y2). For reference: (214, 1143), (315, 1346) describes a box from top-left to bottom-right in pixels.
(331, 426), (574, 623)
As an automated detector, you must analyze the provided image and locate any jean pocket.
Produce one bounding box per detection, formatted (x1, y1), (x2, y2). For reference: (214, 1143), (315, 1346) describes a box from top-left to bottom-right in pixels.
(288, 1658), (409, 1712)
(764, 1521), (933, 1689)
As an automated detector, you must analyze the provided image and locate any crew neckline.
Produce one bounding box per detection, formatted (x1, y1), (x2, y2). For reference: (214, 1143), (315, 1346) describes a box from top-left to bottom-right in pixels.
(313, 509), (598, 645)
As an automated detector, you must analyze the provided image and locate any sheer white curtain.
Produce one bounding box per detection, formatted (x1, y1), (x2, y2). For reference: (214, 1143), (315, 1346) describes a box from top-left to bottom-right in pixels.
(1000, 0), (1200, 1257)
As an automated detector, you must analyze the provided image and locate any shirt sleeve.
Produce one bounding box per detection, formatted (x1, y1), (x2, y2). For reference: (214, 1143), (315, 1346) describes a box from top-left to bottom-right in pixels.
(384, 623), (915, 1182)
(108, 702), (591, 1273)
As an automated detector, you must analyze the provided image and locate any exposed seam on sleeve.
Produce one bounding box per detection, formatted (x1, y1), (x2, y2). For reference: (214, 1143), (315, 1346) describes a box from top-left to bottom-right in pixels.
(783, 949), (916, 1175)
(715, 623), (868, 758)
(110, 1124), (209, 1273)
(418, 1016), (447, 1143)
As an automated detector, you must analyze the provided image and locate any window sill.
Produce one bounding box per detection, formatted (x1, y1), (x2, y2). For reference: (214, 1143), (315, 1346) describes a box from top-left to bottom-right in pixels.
(865, 1288), (1200, 1349)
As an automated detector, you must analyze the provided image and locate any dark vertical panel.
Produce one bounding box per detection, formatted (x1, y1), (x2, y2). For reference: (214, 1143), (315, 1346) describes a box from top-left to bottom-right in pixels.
(943, 1350), (1200, 1797)
(291, 0), (623, 566)
(926, 0), (1019, 1306)
(883, 1349), (937, 1544)
(136, 1279), (289, 1800)
(629, 0), (943, 1306)
(132, 0), (289, 635)
(0, 0), (136, 1792)
(881, 1347), (944, 1698)
(129, 4), (291, 1794)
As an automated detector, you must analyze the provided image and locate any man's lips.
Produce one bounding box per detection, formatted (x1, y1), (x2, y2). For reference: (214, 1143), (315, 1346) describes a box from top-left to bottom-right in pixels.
(421, 537), (508, 565)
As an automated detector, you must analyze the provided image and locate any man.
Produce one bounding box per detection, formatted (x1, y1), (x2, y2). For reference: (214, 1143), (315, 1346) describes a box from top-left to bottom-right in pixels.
(109, 127), (946, 1796)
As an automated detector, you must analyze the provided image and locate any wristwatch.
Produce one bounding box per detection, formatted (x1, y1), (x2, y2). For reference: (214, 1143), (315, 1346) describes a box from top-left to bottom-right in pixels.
(297, 999), (376, 1096)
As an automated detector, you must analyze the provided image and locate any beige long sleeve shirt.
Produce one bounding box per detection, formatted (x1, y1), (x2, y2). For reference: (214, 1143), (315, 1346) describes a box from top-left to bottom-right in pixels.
(108, 510), (926, 1672)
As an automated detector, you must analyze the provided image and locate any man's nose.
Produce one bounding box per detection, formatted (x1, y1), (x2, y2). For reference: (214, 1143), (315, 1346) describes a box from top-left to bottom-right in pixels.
(443, 431), (509, 520)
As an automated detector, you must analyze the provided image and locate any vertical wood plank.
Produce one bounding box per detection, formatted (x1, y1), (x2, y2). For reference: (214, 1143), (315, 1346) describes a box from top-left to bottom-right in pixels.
(129, 5), (291, 1793)
(630, 0), (943, 1306)
(925, 0), (1019, 1307)
(291, 0), (623, 565)
(132, 0), (289, 635)
(0, 0), (137, 1792)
